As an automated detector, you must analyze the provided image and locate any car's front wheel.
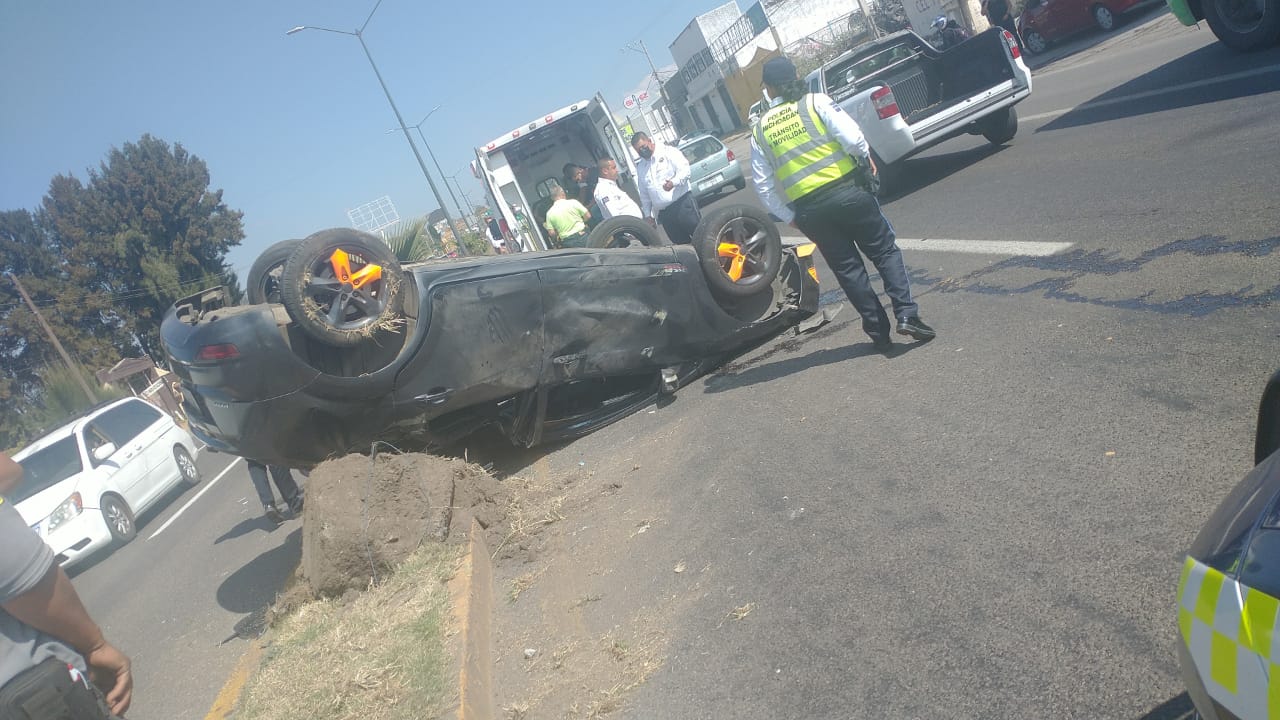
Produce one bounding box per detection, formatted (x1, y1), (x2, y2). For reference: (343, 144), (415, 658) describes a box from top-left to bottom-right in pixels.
(1092, 4), (1116, 29)
(1022, 28), (1049, 53)
(693, 205), (783, 299)
(1203, 0), (1280, 50)
(280, 229), (405, 347)
(175, 446), (201, 487)
(101, 494), (136, 545)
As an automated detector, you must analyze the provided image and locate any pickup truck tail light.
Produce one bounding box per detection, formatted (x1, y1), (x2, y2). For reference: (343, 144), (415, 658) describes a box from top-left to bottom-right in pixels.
(1002, 30), (1022, 59)
(726, 149), (735, 162)
(871, 87), (900, 120)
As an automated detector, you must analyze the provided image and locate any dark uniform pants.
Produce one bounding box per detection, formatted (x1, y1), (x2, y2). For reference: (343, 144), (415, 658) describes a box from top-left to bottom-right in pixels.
(793, 177), (919, 343)
(656, 190), (701, 245)
(247, 461), (300, 507)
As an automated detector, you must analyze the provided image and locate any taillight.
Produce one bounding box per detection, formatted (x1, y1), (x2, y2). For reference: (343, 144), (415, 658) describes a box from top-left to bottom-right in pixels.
(726, 149), (736, 161)
(196, 343), (240, 361)
(1003, 30), (1022, 59)
(871, 87), (899, 120)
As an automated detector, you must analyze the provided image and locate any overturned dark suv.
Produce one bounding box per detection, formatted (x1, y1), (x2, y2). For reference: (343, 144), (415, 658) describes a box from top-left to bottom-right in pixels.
(160, 207), (823, 468)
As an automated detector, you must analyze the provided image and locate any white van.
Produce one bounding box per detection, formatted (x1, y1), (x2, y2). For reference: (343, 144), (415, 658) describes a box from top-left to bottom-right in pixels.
(10, 397), (201, 567)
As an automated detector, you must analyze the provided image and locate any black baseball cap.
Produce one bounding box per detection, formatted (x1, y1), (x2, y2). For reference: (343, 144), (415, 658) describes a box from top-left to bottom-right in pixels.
(761, 56), (797, 87)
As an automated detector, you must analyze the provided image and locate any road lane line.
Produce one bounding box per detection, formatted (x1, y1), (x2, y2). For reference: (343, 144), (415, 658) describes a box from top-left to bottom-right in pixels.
(148, 457), (242, 540)
(1023, 63), (1280, 123)
(784, 235), (1074, 256)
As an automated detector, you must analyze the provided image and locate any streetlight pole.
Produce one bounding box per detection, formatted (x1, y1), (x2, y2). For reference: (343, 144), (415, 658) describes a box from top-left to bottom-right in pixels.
(387, 107), (474, 233)
(288, 1), (466, 255)
(446, 171), (478, 224)
(5, 271), (96, 403)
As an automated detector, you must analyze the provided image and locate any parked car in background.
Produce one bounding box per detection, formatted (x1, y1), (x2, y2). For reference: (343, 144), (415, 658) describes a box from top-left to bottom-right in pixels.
(11, 397), (202, 568)
(1017, 0), (1155, 53)
(1177, 368), (1280, 719)
(678, 133), (746, 200)
(747, 99), (767, 126)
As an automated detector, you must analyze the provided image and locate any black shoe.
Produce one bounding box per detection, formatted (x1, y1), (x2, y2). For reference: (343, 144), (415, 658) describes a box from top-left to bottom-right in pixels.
(872, 336), (894, 353)
(287, 494), (304, 516)
(264, 503), (285, 524)
(897, 316), (936, 341)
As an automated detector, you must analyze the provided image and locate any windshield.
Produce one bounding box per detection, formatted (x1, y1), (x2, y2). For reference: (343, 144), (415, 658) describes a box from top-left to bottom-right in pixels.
(825, 42), (920, 96)
(679, 138), (724, 164)
(12, 436), (83, 504)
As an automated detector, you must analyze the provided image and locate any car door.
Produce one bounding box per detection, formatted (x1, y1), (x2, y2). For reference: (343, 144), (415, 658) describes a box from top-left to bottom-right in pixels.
(93, 400), (169, 509)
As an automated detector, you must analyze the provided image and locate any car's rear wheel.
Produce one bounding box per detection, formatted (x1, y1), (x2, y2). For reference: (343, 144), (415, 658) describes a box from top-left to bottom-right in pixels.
(693, 205), (783, 299)
(1203, 0), (1280, 50)
(175, 446), (201, 486)
(102, 494), (136, 545)
(1022, 28), (1048, 53)
(586, 216), (669, 249)
(247, 239), (302, 305)
(280, 229), (405, 347)
(1092, 4), (1116, 29)
(981, 106), (1019, 145)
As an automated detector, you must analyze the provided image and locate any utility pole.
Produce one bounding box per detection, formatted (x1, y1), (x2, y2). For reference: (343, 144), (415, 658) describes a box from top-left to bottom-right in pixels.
(5, 271), (96, 403)
(624, 39), (673, 138)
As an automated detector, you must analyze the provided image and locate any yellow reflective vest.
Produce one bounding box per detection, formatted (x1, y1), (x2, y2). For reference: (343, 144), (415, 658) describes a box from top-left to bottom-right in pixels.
(753, 95), (858, 202)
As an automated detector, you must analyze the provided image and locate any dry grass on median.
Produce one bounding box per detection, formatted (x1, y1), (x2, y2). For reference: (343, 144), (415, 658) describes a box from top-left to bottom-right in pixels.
(238, 543), (462, 720)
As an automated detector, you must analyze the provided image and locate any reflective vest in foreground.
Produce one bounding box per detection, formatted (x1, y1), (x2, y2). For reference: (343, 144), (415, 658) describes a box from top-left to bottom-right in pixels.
(754, 95), (857, 202)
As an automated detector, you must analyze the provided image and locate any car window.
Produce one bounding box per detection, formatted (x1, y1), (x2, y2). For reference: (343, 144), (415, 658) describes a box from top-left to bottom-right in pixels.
(679, 138), (724, 164)
(96, 401), (164, 447)
(12, 437), (83, 503)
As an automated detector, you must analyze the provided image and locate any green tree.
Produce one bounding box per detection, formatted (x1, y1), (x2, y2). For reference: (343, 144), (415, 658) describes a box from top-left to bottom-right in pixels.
(41, 134), (245, 358)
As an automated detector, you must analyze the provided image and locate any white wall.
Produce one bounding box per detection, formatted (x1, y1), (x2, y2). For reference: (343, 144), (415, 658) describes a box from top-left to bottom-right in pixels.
(764, 0), (859, 45)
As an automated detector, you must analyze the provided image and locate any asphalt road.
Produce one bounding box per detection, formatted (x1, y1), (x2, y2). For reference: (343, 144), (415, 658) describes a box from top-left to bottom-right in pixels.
(67, 451), (302, 720)
(68, 14), (1279, 719)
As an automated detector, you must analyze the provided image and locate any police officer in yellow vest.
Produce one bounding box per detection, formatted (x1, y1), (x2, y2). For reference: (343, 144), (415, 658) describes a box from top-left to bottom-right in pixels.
(751, 56), (935, 351)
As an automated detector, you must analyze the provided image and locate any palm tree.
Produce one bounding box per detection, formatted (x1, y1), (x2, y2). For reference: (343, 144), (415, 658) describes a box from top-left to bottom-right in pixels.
(380, 217), (444, 263)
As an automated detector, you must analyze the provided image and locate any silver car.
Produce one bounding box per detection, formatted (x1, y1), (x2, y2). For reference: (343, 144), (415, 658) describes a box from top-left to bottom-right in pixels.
(678, 134), (746, 200)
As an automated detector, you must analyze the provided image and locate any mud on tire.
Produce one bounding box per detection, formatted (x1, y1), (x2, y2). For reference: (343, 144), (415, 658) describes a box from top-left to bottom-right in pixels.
(280, 228), (405, 347)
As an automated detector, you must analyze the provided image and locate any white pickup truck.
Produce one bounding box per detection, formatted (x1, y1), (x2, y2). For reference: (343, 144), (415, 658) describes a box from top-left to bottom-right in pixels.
(804, 28), (1032, 190)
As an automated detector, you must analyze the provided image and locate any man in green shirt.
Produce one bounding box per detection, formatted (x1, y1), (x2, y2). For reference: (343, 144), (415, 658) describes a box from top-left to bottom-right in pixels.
(543, 186), (590, 248)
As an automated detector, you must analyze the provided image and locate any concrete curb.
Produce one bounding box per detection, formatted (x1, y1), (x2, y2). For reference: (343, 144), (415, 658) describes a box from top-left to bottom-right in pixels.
(449, 518), (495, 720)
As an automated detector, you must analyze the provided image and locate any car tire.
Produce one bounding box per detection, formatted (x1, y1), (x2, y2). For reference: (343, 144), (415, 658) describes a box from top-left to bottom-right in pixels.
(174, 446), (201, 486)
(101, 494), (136, 545)
(981, 106), (1019, 145)
(280, 228), (405, 347)
(693, 204), (783, 299)
(1256, 370), (1280, 464)
(1023, 28), (1048, 53)
(733, 178), (747, 191)
(1202, 0), (1280, 50)
(1092, 4), (1116, 29)
(247, 239), (303, 305)
(585, 216), (669, 249)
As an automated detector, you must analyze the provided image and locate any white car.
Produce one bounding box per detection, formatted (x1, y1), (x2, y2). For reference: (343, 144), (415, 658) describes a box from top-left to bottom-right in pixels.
(11, 397), (201, 568)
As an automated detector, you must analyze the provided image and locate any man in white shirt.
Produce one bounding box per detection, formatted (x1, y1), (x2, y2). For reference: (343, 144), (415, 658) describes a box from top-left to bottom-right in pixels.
(631, 131), (702, 245)
(592, 157), (642, 220)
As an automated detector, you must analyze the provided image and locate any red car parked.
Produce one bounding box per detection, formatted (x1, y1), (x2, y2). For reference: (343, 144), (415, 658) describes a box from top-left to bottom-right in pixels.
(1016, 0), (1153, 53)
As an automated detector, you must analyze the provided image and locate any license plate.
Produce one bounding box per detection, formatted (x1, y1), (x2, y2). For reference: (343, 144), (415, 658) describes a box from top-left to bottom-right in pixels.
(700, 173), (723, 189)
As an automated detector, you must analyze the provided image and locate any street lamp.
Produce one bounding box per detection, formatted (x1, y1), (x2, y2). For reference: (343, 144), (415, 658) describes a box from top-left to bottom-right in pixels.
(385, 106), (475, 233)
(446, 169), (480, 228)
(287, 0), (466, 255)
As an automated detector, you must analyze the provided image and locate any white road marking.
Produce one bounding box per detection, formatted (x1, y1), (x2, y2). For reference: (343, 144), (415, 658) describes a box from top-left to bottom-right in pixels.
(1023, 63), (1280, 123)
(784, 235), (1074, 256)
(148, 457), (242, 540)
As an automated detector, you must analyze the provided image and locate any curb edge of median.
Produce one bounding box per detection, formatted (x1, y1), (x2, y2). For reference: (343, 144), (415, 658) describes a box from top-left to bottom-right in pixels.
(449, 517), (495, 720)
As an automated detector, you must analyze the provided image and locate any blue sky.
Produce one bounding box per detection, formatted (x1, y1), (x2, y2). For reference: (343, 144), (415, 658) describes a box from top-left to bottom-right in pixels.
(0, 1), (722, 276)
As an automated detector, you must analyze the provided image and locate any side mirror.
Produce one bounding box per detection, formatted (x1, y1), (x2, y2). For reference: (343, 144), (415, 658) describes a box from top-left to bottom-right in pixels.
(92, 443), (117, 463)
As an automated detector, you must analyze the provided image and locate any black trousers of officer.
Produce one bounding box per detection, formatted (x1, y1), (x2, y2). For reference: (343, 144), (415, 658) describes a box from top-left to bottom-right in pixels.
(793, 176), (919, 344)
(657, 190), (701, 245)
(247, 460), (300, 508)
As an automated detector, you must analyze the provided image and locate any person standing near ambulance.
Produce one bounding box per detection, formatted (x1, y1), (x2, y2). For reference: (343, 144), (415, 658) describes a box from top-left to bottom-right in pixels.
(750, 56), (935, 351)
(631, 132), (701, 245)
(593, 157), (643, 220)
